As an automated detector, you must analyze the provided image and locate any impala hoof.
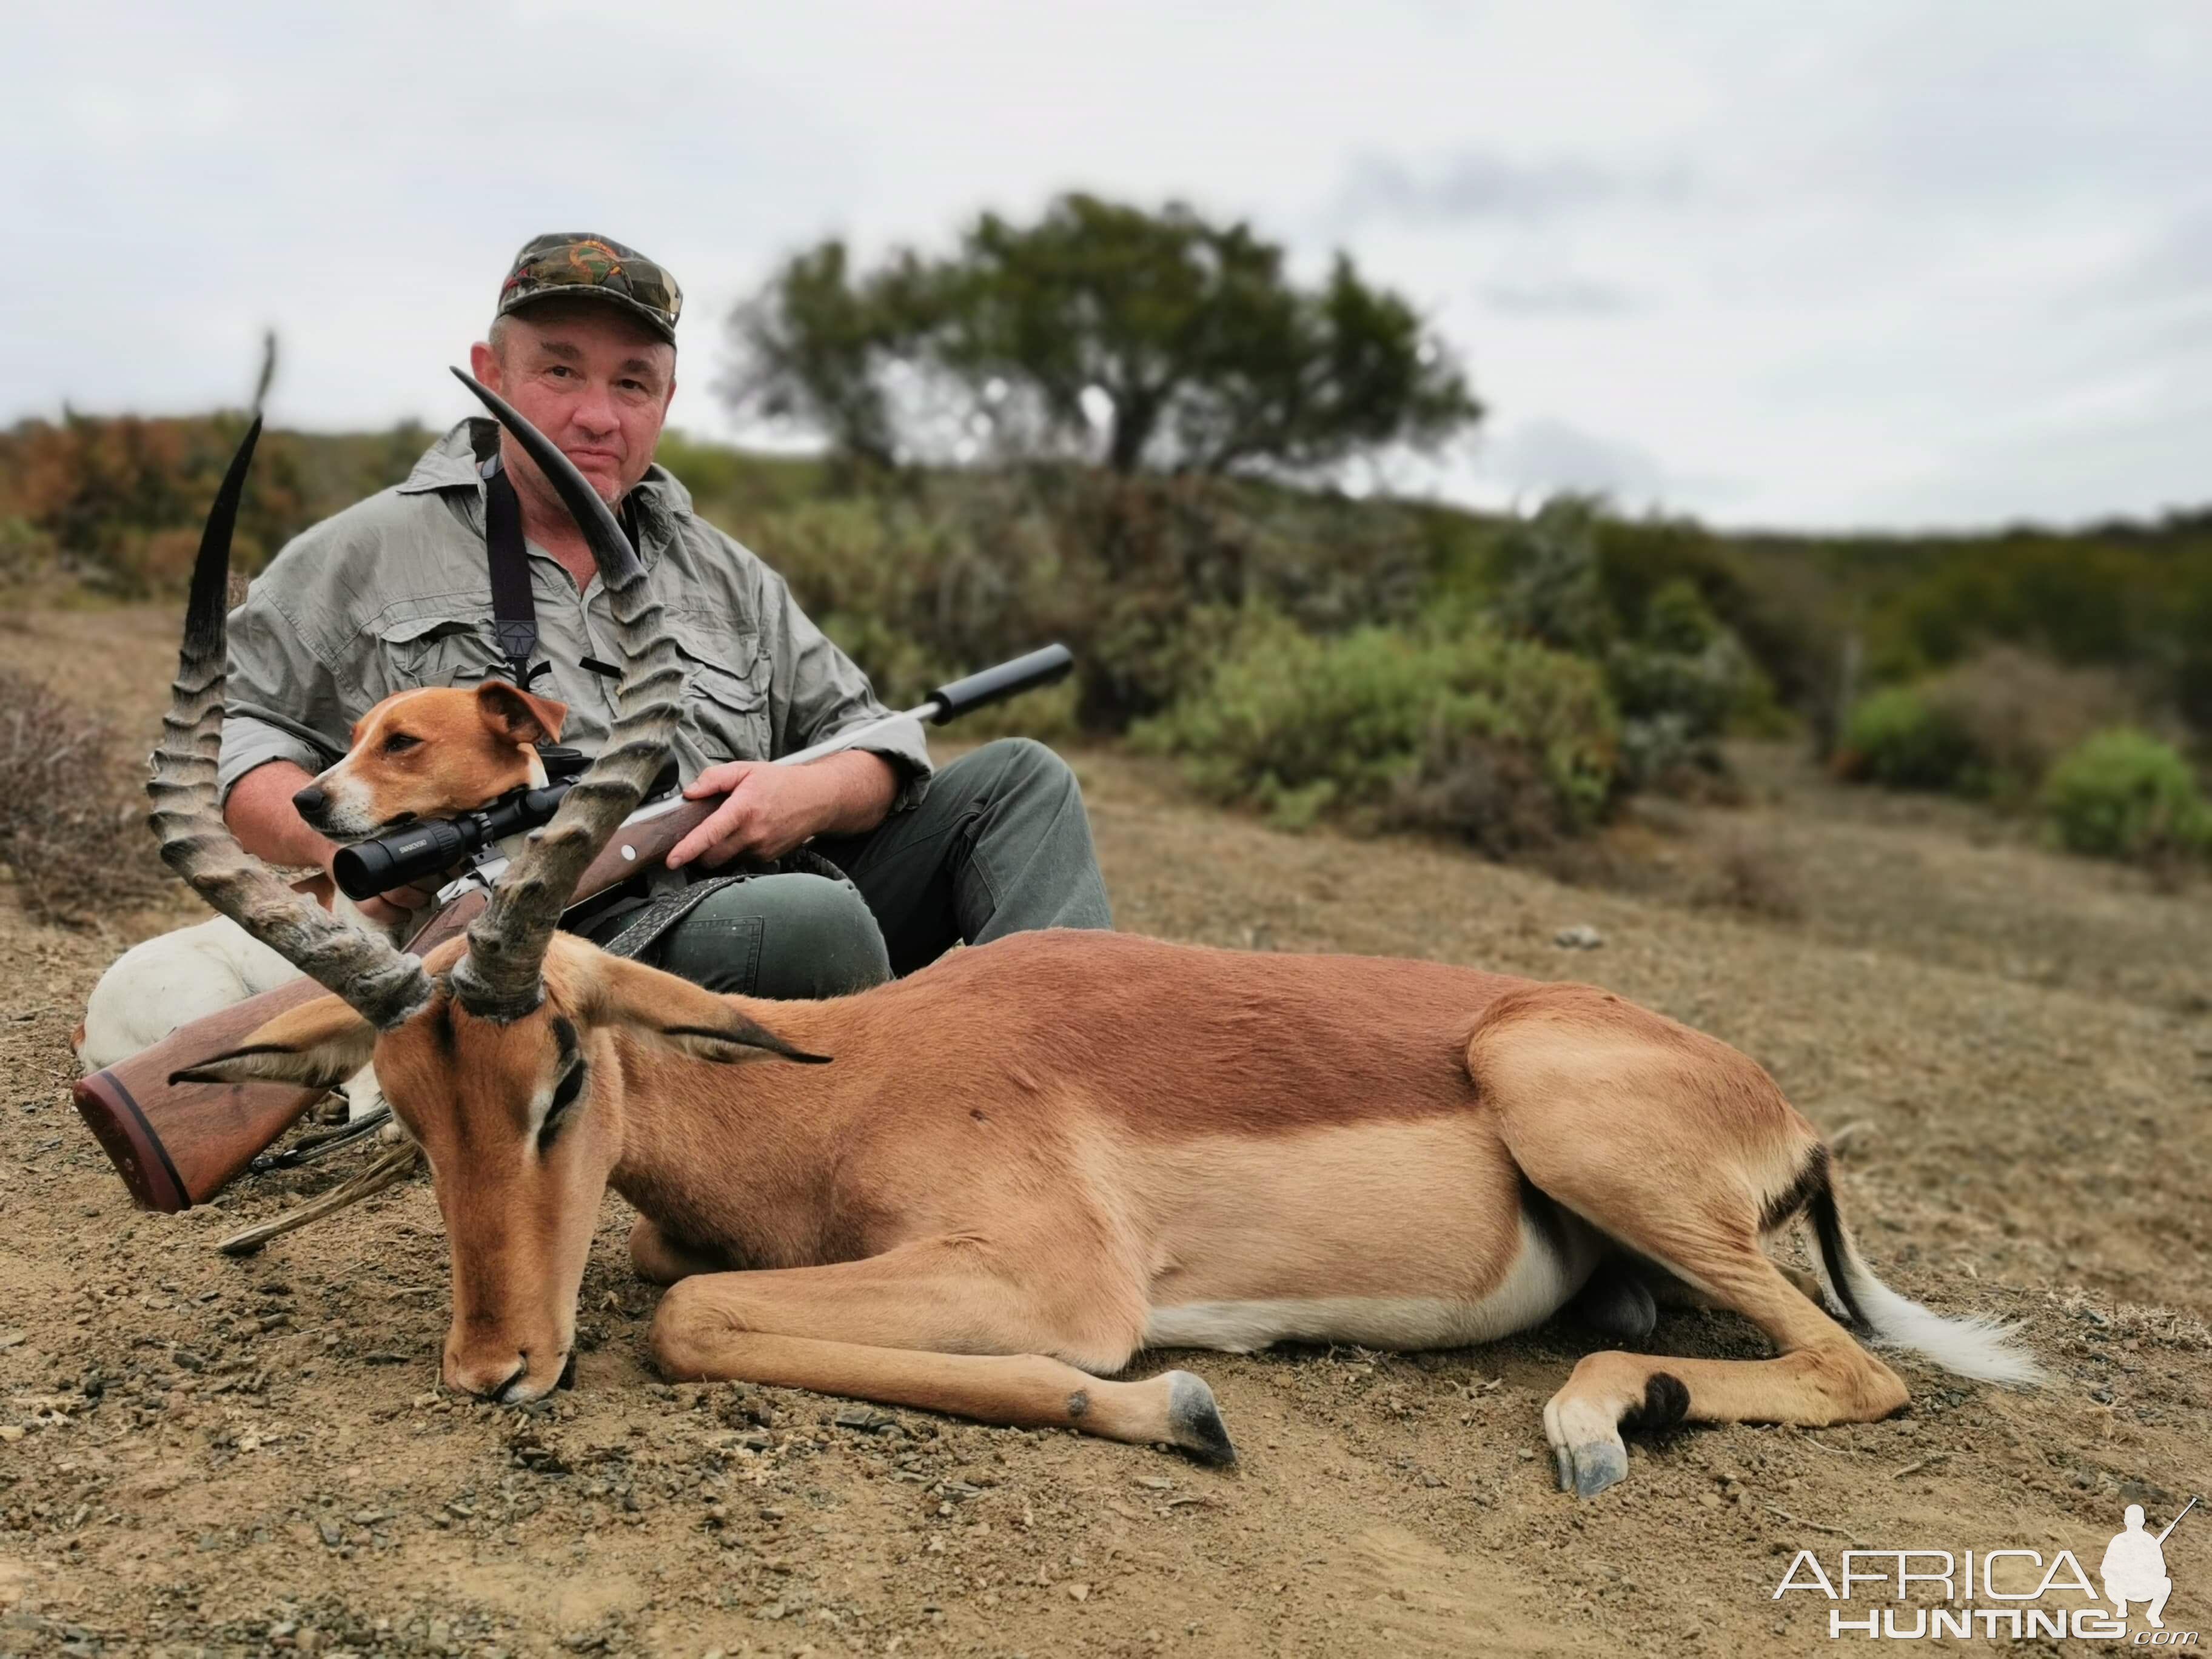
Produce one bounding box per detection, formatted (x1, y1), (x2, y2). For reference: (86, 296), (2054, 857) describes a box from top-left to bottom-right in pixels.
(1558, 1435), (1629, 1498)
(1164, 1370), (1236, 1466)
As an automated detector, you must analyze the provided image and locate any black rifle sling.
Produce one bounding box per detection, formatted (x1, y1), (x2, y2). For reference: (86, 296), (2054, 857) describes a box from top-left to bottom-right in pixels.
(480, 455), (539, 688)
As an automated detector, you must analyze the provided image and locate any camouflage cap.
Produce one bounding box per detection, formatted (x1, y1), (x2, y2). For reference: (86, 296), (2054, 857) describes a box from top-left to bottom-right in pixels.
(495, 232), (682, 344)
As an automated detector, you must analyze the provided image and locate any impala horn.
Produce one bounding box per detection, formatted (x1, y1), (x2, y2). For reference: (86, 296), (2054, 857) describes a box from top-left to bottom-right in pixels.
(444, 369), (686, 1022)
(147, 417), (435, 1030)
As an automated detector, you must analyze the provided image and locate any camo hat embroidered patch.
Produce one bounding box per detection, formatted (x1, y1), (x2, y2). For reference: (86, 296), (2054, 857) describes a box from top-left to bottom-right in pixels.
(495, 233), (682, 344)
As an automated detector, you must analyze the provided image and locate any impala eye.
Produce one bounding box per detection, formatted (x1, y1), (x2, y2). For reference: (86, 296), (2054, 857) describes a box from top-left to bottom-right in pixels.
(538, 1061), (586, 1153)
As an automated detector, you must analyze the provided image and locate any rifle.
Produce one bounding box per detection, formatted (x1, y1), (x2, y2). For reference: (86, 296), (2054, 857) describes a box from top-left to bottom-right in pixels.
(73, 645), (1074, 1212)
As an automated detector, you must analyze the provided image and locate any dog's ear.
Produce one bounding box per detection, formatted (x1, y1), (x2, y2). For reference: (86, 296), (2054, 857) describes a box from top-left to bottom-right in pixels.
(477, 680), (568, 745)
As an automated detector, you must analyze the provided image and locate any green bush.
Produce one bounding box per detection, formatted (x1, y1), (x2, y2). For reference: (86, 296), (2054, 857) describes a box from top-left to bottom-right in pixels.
(2039, 728), (2211, 864)
(1490, 501), (1775, 788)
(1131, 612), (1620, 853)
(1837, 687), (1983, 792)
(754, 466), (1427, 734)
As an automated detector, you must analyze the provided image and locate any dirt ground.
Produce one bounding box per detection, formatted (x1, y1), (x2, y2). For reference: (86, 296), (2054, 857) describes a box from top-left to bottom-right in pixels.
(2, 603), (2208, 1658)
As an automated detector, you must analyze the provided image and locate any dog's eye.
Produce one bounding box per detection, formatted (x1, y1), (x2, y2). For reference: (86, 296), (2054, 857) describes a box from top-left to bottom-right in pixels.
(383, 731), (420, 754)
(538, 1062), (586, 1153)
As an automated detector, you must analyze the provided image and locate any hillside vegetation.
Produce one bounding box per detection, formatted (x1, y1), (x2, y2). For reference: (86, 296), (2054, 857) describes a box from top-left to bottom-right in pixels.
(5, 412), (2209, 866)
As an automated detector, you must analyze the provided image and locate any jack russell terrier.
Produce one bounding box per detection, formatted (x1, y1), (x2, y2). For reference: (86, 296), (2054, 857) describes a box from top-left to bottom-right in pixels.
(78, 679), (569, 1121)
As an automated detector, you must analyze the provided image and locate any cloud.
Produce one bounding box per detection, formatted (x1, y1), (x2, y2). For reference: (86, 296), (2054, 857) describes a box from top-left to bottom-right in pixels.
(1333, 150), (1692, 227)
(5, 1), (2212, 528)
(1476, 419), (1668, 506)
(1476, 276), (1640, 315)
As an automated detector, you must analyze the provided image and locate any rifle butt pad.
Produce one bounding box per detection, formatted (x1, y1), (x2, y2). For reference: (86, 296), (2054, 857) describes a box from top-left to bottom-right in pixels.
(72, 975), (329, 1213)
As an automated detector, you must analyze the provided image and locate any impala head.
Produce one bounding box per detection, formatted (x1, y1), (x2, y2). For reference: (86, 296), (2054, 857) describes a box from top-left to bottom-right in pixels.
(177, 934), (820, 1400)
(150, 373), (817, 1403)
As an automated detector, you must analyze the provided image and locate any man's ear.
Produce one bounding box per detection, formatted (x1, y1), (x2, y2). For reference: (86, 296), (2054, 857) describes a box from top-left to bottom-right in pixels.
(477, 680), (568, 745)
(168, 994), (377, 1089)
(583, 953), (829, 1066)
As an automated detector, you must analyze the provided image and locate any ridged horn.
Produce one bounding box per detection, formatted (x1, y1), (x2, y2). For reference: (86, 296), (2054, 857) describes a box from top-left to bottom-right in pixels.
(444, 370), (686, 1022)
(147, 417), (435, 1031)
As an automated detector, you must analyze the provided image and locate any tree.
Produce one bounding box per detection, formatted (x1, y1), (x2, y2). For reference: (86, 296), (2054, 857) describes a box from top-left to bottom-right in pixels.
(722, 194), (1481, 477)
(721, 240), (937, 473)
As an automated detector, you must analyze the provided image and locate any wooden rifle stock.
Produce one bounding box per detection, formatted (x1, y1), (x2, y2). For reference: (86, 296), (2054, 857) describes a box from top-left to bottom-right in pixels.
(68, 795), (723, 1213)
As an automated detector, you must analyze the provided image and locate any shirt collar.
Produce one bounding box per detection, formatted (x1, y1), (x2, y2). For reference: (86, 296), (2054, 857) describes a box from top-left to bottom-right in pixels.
(396, 418), (696, 531)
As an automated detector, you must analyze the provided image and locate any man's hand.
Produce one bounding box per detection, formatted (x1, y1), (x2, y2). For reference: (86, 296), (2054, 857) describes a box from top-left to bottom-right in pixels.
(331, 855), (438, 931)
(666, 750), (899, 871)
(666, 761), (830, 871)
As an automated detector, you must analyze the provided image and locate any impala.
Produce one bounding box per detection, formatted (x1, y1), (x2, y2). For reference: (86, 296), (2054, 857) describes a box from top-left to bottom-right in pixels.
(152, 372), (2039, 1497)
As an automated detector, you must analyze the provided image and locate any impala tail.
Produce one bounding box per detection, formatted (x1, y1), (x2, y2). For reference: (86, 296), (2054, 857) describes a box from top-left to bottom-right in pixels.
(1789, 1147), (2045, 1387)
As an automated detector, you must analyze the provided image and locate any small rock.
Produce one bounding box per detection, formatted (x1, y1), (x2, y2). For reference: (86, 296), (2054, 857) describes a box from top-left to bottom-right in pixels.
(1066, 1583), (1091, 1603)
(1553, 925), (1604, 950)
(317, 1520), (343, 1547)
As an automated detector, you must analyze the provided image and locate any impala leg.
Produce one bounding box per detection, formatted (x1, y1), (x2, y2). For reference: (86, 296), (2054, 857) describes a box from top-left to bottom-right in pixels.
(648, 1240), (1235, 1464)
(1639, 1258), (1830, 1313)
(627, 1216), (726, 1285)
(1475, 987), (1908, 1497)
(1535, 1253), (1905, 1497)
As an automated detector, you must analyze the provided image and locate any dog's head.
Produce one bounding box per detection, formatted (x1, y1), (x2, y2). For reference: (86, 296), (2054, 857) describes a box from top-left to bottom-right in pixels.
(292, 681), (569, 841)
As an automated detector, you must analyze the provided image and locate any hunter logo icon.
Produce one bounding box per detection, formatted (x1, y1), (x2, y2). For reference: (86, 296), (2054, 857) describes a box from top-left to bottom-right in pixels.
(2105, 1498), (2194, 1629)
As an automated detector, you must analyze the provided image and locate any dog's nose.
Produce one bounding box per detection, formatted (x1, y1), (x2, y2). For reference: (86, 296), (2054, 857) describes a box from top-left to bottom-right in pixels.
(291, 784), (327, 818)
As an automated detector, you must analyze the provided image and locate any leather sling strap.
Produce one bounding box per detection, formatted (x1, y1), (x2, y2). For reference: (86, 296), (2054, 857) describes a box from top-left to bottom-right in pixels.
(480, 455), (539, 689)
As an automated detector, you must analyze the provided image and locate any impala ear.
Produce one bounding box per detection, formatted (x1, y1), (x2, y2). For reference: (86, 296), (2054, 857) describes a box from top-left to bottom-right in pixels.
(169, 994), (377, 1090)
(585, 952), (830, 1065)
(653, 1020), (832, 1067)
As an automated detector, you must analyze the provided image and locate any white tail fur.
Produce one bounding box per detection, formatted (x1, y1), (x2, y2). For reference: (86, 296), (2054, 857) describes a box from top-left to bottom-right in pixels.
(1811, 1224), (2046, 1387)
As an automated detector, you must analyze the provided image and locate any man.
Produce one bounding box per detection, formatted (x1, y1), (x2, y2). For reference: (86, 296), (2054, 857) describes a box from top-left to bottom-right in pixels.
(220, 232), (1111, 996)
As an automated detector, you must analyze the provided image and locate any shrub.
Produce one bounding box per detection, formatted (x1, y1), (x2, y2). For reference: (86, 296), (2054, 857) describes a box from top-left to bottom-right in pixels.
(1490, 503), (1775, 789)
(1131, 611), (1620, 854)
(2039, 728), (2211, 865)
(0, 669), (168, 926)
(1835, 686), (1983, 793)
(754, 466), (1428, 734)
(1919, 646), (2143, 804)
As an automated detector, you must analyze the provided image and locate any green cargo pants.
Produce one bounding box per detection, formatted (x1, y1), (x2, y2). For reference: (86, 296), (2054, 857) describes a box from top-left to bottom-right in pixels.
(580, 738), (1111, 998)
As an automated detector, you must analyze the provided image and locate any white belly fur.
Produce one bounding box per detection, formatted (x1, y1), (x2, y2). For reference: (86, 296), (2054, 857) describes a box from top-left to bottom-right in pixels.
(1142, 1209), (1602, 1354)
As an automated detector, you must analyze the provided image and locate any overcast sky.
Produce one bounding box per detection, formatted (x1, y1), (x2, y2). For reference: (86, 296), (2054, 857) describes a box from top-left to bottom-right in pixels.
(8, 1), (2208, 531)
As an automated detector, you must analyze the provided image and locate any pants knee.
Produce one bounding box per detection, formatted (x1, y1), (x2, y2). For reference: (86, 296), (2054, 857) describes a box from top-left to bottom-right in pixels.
(976, 736), (1079, 802)
(660, 874), (891, 1000)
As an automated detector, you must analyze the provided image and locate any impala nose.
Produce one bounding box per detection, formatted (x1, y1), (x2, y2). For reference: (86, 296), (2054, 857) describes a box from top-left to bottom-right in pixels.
(446, 1350), (531, 1403)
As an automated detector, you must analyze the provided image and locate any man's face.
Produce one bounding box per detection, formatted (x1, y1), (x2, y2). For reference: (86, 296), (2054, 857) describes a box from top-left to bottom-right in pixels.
(470, 301), (676, 507)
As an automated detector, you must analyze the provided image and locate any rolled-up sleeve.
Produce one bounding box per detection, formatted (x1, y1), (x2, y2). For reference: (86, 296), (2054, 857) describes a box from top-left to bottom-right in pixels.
(750, 555), (933, 813)
(215, 583), (349, 804)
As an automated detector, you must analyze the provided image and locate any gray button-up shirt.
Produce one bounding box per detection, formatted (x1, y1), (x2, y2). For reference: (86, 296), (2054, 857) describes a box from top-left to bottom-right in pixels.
(217, 420), (933, 813)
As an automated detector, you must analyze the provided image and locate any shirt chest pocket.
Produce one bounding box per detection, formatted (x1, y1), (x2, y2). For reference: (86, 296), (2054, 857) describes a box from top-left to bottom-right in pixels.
(668, 615), (769, 764)
(374, 612), (504, 693)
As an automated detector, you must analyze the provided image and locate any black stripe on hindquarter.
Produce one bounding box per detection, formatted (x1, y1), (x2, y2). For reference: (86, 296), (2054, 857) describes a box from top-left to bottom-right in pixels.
(1760, 1144), (1867, 1329)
